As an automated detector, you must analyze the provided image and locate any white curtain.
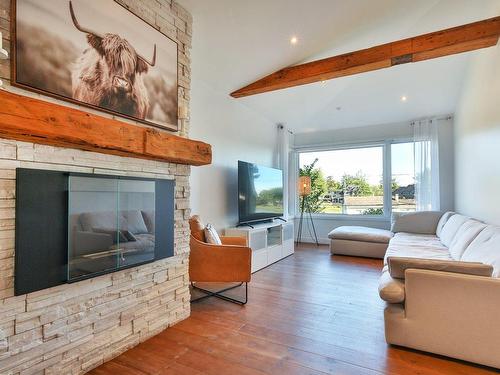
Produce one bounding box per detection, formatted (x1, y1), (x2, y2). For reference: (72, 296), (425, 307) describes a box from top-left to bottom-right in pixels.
(414, 119), (440, 211)
(276, 124), (293, 219)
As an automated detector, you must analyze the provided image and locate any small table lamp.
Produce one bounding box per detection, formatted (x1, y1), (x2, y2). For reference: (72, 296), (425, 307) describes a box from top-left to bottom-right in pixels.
(296, 175), (319, 245)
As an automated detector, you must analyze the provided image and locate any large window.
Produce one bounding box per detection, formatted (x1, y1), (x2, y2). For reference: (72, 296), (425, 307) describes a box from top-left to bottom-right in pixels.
(391, 142), (416, 213)
(299, 146), (384, 215)
(297, 141), (417, 216)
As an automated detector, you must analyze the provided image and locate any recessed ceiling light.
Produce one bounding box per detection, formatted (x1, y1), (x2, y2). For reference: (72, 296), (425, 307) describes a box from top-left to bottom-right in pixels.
(290, 36), (298, 45)
(320, 80), (326, 84)
(401, 95), (408, 102)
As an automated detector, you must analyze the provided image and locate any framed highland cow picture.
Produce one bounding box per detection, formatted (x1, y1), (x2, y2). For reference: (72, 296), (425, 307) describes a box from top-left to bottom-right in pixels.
(11, 0), (179, 131)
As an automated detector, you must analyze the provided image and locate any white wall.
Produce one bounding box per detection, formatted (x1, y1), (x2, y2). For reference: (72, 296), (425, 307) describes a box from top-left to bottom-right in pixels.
(454, 43), (500, 225)
(294, 121), (413, 148)
(189, 80), (278, 230)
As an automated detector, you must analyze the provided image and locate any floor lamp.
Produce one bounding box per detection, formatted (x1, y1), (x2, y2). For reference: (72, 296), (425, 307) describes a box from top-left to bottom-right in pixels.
(296, 176), (319, 245)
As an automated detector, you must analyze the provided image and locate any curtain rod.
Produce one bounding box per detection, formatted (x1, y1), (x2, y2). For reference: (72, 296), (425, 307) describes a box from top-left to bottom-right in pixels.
(411, 115), (452, 125)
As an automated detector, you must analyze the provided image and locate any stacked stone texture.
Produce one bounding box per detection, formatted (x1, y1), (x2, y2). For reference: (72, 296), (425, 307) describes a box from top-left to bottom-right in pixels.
(0, 0), (193, 373)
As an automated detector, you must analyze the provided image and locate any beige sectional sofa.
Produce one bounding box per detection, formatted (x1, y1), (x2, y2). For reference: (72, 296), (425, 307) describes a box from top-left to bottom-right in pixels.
(379, 211), (500, 369)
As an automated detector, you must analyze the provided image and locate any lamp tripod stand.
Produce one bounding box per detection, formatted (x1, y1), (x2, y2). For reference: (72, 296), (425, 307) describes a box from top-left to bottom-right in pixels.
(296, 176), (319, 245)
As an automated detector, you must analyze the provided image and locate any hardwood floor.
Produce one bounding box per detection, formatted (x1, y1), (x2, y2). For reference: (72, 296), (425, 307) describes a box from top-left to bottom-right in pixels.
(89, 244), (498, 375)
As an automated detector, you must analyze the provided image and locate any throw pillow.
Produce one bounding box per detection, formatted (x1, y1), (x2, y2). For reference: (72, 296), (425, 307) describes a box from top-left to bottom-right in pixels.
(121, 210), (149, 234)
(204, 224), (222, 245)
(141, 210), (155, 234)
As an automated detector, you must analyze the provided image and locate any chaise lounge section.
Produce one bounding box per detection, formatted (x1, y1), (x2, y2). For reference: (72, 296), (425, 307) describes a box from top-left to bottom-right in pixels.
(328, 226), (393, 259)
(379, 211), (500, 369)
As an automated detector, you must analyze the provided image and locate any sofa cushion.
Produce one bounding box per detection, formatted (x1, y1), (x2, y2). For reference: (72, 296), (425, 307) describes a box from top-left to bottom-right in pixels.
(461, 225), (500, 277)
(379, 269), (405, 303)
(387, 257), (493, 279)
(436, 211), (455, 237)
(384, 233), (452, 265)
(330, 239), (388, 259)
(328, 226), (393, 244)
(92, 227), (127, 244)
(439, 214), (470, 247)
(110, 233), (155, 252)
(79, 211), (126, 233)
(391, 211), (442, 235)
(122, 210), (149, 234)
(448, 219), (487, 260)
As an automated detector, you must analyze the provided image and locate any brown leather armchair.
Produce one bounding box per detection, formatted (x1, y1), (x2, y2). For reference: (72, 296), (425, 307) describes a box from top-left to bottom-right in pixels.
(189, 216), (251, 304)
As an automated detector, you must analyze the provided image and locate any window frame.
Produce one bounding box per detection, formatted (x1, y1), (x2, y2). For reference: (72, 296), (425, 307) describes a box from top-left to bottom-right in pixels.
(293, 138), (414, 221)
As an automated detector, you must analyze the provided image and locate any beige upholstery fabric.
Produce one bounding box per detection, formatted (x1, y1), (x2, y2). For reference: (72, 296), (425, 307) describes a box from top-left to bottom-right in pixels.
(330, 239), (388, 259)
(391, 211), (442, 234)
(387, 257), (493, 279)
(384, 269), (500, 369)
(328, 226), (393, 243)
(378, 269), (405, 303)
(436, 211), (455, 237)
(328, 226), (392, 259)
(384, 233), (452, 265)
(448, 219), (487, 260)
(380, 211), (500, 369)
(438, 214), (470, 247)
(461, 225), (500, 277)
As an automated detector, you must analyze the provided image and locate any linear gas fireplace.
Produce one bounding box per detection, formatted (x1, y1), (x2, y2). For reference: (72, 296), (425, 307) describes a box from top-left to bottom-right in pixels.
(15, 169), (175, 295)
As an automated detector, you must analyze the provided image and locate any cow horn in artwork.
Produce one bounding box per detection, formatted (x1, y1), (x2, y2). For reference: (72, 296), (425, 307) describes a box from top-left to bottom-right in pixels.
(138, 44), (157, 67)
(69, 1), (104, 38)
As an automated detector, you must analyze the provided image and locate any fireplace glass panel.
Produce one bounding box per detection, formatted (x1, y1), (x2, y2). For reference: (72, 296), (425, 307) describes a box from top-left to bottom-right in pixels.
(68, 176), (155, 281)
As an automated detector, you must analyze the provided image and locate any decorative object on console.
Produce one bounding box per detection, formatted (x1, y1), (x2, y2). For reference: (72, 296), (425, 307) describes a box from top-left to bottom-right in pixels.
(189, 216), (251, 305)
(11, 0), (179, 131)
(296, 175), (319, 245)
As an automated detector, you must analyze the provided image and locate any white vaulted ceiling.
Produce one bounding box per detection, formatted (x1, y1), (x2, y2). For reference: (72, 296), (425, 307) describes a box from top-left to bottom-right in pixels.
(179, 0), (500, 133)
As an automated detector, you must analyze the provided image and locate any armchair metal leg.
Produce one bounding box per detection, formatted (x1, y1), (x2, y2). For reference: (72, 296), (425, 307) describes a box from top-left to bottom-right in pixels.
(190, 282), (248, 305)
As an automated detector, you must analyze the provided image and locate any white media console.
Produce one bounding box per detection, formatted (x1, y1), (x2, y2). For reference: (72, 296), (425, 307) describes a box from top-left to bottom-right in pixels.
(226, 220), (294, 273)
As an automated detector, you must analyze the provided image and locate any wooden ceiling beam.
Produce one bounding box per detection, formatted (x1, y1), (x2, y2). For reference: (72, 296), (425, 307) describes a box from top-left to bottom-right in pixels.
(230, 16), (500, 98)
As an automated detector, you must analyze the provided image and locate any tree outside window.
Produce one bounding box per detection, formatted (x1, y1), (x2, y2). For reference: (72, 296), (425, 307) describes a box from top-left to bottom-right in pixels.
(299, 147), (384, 215)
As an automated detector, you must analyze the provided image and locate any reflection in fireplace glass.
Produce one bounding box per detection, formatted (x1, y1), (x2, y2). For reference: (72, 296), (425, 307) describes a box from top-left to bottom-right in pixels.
(68, 176), (155, 280)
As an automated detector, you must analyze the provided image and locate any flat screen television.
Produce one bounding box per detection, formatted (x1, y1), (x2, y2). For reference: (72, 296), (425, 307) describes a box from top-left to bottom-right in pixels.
(238, 161), (283, 224)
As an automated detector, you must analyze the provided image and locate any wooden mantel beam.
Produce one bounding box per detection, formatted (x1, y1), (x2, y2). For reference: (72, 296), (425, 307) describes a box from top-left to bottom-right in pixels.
(0, 90), (212, 166)
(230, 16), (500, 98)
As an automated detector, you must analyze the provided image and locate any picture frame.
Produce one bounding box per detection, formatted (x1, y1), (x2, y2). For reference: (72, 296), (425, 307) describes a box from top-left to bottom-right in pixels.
(11, 0), (179, 131)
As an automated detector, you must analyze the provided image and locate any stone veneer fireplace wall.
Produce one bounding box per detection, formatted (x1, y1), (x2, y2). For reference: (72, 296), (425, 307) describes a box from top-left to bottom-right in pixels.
(0, 1), (193, 373)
